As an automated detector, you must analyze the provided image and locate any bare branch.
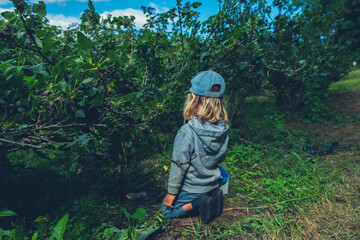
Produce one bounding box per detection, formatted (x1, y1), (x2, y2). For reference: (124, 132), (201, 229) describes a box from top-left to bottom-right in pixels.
(0, 138), (43, 148)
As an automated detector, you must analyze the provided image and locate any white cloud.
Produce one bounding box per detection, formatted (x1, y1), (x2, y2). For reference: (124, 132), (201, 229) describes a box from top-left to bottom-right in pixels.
(100, 2), (169, 28)
(46, 13), (80, 29)
(0, 6), (14, 13)
(101, 8), (147, 28)
(0, 1), (170, 29)
(0, 0), (109, 6)
(149, 2), (169, 13)
(41, 0), (110, 7)
(28, 0), (109, 3)
(0, 8), (78, 29)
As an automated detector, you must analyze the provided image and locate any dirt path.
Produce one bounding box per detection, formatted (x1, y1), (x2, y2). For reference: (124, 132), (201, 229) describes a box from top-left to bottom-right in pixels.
(288, 90), (360, 149)
(330, 91), (360, 114)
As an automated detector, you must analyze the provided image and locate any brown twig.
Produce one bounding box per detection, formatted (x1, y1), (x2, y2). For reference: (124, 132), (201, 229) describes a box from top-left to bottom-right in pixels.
(35, 123), (83, 130)
(1, 109), (7, 125)
(15, 2), (55, 66)
(159, 151), (197, 166)
(37, 136), (59, 145)
(3, 123), (108, 137)
(2, 37), (40, 55)
(181, 229), (197, 234)
(0, 122), (109, 148)
(0, 138), (43, 148)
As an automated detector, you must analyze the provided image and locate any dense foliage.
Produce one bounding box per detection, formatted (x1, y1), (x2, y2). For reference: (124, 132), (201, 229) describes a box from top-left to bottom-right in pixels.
(0, 0), (359, 238)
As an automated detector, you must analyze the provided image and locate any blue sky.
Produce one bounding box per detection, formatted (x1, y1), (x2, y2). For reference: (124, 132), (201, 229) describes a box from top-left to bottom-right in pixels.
(0, 0), (221, 28)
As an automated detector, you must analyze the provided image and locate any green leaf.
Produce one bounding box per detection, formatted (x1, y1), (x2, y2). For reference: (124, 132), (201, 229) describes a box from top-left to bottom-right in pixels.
(27, 63), (46, 75)
(320, 72), (331, 77)
(132, 208), (147, 220)
(107, 50), (121, 64)
(136, 227), (157, 240)
(53, 214), (69, 240)
(76, 109), (85, 118)
(290, 152), (303, 162)
(68, 134), (91, 147)
(74, 58), (83, 64)
(200, 51), (210, 61)
(192, 2), (202, 8)
(77, 31), (93, 51)
(78, 96), (86, 106)
(44, 37), (59, 51)
(0, 59), (14, 69)
(0, 210), (17, 217)
(236, 61), (247, 70)
(121, 207), (132, 219)
(33, 1), (47, 18)
(89, 96), (102, 107)
(32, 232), (38, 240)
(0, 229), (13, 237)
(4, 65), (15, 75)
(81, 78), (94, 84)
(15, 227), (23, 240)
(1, 11), (15, 20)
(58, 80), (66, 91)
(113, 229), (128, 240)
(18, 124), (28, 130)
(35, 37), (43, 48)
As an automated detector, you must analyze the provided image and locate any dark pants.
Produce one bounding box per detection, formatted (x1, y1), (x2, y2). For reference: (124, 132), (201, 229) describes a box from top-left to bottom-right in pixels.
(161, 190), (206, 218)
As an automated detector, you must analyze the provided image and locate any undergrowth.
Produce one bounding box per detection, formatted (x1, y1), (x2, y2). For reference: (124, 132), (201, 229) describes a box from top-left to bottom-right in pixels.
(2, 96), (360, 239)
(151, 98), (360, 239)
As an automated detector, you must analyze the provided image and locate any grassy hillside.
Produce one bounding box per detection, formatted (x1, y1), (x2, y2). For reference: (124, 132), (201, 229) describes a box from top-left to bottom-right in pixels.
(329, 69), (360, 91)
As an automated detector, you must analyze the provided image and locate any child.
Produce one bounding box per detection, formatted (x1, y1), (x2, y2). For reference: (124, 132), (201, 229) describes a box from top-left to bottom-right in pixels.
(161, 70), (229, 224)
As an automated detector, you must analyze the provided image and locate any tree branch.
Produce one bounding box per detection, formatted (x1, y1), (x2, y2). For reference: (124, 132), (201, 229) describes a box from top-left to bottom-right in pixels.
(0, 138), (42, 148)
(16, 3), (55, 66)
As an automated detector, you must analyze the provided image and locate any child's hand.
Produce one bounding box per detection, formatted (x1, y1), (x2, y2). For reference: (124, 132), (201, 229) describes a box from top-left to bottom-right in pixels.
(164, 193), (177, 208)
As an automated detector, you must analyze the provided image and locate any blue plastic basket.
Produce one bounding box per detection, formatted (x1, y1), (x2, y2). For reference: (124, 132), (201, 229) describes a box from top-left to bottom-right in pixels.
(218, 166), (230, 194)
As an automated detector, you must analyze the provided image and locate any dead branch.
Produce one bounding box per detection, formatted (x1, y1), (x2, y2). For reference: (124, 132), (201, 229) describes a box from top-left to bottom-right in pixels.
(0, 138), (43, 148)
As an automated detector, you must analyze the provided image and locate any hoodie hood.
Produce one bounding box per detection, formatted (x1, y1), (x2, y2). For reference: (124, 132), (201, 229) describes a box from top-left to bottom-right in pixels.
(188, 117), (229, 154)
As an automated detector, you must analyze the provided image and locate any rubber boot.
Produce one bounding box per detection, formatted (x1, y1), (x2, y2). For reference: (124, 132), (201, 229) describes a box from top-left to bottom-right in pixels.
(199, 195), (215, 224)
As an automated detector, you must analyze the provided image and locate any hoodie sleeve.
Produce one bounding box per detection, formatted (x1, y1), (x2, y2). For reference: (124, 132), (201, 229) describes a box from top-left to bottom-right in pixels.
(167, 130), (193, 195)
(218, 134), (229, 164)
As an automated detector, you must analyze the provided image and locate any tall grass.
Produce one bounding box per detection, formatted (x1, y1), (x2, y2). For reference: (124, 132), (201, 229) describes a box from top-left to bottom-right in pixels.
(329, 69), (360, 91)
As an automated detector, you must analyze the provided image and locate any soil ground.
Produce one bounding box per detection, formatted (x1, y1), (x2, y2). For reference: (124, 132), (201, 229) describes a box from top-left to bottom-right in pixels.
(289, 91), (360, 149)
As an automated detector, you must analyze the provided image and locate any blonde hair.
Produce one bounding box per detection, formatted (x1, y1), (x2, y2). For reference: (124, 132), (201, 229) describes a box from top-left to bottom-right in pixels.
(183, 86), (228, 124)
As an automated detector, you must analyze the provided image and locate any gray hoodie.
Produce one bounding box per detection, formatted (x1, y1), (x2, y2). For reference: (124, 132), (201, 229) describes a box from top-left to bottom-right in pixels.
(167, 117), (229, 195)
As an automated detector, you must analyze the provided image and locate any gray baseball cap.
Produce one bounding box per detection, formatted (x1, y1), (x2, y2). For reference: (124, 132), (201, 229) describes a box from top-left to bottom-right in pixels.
(185, 70), (225, 98)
